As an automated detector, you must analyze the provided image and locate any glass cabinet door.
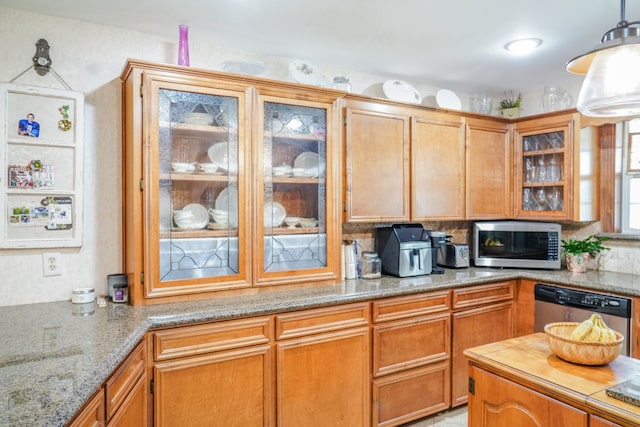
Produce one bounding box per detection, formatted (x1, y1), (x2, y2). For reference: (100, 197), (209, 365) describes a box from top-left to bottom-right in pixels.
(147, 81), (249, 293)
(516, 127), (569, 219)
(257, 100), (333, 281)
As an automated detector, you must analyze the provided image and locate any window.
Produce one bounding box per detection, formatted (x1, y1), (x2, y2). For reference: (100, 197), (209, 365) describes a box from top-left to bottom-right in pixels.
(621, 119), (640, 234)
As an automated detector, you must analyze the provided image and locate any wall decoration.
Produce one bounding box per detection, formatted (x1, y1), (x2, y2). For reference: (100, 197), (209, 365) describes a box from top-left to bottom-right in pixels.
(0, 83), (84, 248)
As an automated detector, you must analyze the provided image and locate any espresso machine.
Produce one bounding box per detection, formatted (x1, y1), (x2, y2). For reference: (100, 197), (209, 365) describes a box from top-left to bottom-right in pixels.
(376, 224), (432, 277)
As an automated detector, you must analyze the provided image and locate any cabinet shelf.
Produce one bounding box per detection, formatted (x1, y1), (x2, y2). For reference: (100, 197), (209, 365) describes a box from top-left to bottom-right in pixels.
(522, 148), (564, 157)
(160, 227), (321, 239)
(161, 172), (237, 182)
(161, 122), (234, 139)
(522, 181), (564, 187)
(272, 176), (320, 184)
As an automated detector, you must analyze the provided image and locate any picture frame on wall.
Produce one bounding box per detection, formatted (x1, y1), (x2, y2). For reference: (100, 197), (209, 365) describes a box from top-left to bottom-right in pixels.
(0, 83), (84, 248)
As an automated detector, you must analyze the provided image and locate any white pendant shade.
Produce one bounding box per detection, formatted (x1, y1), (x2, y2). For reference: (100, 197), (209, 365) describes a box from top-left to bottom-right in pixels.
(576, 43), (640, 116)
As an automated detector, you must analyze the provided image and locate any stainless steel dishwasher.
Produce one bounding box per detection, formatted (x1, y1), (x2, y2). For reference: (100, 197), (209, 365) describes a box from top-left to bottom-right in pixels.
(534, 283), (632, 356)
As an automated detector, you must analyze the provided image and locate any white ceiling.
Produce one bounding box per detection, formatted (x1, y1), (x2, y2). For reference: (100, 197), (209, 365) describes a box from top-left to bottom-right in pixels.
(2, 0), (639, 94)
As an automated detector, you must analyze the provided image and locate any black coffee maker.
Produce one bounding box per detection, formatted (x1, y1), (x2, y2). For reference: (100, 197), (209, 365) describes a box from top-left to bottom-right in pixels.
(426, 230), (446, 274)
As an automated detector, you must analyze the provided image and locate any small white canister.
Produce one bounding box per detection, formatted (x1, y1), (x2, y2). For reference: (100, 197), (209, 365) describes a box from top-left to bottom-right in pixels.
(71, 287), (96, 304)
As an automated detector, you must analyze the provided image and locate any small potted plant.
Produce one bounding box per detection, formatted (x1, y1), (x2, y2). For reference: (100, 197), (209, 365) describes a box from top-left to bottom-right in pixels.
(499, 91), (522, 118)
(561, 235), (610, 273)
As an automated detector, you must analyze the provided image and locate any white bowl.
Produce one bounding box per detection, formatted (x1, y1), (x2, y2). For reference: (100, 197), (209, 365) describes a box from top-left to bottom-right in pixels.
(291, 167), (305, 176)
(171, 162), (196, 173)
(273, 165), (292, 176)
(173, 210), (194, 219)
(284, 216), (301, 227)
(174, 217), (196, 229)
(198, 162), (219, 173)
(300, 218), (318, 228)
(208, 208), (229, 223)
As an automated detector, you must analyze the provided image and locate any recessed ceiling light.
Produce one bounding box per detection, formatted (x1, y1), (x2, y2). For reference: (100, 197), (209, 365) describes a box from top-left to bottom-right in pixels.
(504, 38), (543, 54)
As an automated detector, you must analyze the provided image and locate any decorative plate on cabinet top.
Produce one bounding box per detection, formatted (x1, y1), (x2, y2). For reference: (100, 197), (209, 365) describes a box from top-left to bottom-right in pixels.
(382, 80), (421, 104)
(264, 201), (286, 228)
(181, 203), (209, 229)
(289, 60), (324, 86)
(222, 60), (266, 76)
(435, 89), (462, 110)
(207, 142), (237, 174)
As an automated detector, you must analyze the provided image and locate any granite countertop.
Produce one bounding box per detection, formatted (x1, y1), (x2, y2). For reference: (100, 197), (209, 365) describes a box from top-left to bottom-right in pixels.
(464, 333), (640, 425)
(1, 267), (639, 426)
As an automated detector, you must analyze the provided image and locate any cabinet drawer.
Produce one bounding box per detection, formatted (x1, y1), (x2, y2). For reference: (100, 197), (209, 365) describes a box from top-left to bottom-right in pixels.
(372, 361), (450, 427)
(452, 281), (514, 310)
(372, 291), (450, 323)
(154, 316), (273, 361)
(373, 312), (450, 377)
(275, 303), (370, 340)
(105, 339), (146, 420)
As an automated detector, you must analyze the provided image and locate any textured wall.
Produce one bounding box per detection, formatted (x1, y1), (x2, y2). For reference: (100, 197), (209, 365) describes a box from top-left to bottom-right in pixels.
(0, 7), (636, 306)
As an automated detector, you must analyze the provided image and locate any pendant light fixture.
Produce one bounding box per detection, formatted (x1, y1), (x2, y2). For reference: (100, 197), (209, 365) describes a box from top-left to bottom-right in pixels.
(566, 0), (640, 117)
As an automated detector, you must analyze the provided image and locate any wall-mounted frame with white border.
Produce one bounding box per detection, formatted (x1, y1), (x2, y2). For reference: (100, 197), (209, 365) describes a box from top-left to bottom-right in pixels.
(0, 83), (84, 248)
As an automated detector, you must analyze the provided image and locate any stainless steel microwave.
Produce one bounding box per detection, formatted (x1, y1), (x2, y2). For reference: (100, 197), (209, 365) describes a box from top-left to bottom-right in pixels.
(473, 221), (561, 269)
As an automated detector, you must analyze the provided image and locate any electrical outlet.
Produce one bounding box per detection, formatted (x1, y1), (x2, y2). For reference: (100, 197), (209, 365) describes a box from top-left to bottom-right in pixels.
(42, 252), (63, 276)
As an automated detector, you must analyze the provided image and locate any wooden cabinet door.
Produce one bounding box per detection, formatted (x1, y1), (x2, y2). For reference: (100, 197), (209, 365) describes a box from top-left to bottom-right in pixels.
(468, 365), (588, 427)
(252, 92), (342, 287)
(465, 117), (512, 219)
(68, 388), (105, 427)
(154, 345), (274, 427)
(344, 101), (410, 222)
(451, 301), (514, 406)
(106, 372), (147, 427)
(411, 112), (465, 220)
(276, 327), (370, 427)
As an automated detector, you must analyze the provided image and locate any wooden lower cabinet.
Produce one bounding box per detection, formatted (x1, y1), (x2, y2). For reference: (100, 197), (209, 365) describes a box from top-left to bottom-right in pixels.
(373, 362), (450, 427)
(371, 292), (451, 426)
(275, 303), (370, 427)
(68, 340), (147, 427)
(152, 317), (275, 427)
(107, 372), (147, 427)
(468, 365), (588, 427)
(451, 282), (515, 407)
(154, 345), (273, 427)
(68, 388), (105, 427)
(276, 327), (370, 426)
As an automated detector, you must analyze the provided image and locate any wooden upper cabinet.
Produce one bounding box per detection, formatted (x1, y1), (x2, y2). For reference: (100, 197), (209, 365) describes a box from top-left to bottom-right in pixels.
(465, 117), (512, 219)
(344, 99), (410, 222)
(513, 111), (598, 221)
(121, 60), (343, 305)
(411, 112), (466, 220)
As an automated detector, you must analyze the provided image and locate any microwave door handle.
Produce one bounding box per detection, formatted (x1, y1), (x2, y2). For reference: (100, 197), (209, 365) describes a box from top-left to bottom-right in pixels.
(417, 249), (423, 270)
(409, 250), (415, 270)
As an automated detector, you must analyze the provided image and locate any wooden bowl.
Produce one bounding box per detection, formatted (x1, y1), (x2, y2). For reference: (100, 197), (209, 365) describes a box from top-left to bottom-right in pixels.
(544, 322), (623, 365)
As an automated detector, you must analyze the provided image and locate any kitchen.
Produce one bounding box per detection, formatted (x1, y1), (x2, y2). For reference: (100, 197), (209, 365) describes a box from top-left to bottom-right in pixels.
(1, 1), (640, 426)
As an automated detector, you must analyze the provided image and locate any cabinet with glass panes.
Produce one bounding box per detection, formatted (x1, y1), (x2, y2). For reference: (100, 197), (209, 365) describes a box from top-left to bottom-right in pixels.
(121, 60), (341, 305)
(514, 113), (577, 221)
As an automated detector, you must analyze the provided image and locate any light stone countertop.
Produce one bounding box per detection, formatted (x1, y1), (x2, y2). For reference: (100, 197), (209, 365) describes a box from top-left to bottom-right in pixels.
(1, 268), (639, 426)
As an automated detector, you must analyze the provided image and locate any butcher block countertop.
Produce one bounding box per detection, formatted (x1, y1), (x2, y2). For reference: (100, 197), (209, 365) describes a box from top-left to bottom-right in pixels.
(464, 333), (640, 426)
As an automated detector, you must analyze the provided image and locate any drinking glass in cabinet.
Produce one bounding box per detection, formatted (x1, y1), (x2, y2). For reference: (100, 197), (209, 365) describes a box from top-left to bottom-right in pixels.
(262, 101), (328, 273)
(156, 88), (241, 282)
